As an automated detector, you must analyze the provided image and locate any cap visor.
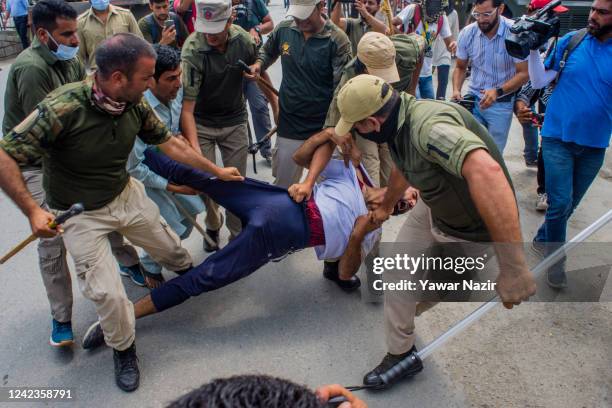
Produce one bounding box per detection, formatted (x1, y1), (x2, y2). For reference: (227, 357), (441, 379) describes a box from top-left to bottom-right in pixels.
(368, 65), (400, 84)
(553, 5), (569, 13)
(286, 4), (315, 20)
(195, 18), (227, 34)
(334, 118), (354, 138)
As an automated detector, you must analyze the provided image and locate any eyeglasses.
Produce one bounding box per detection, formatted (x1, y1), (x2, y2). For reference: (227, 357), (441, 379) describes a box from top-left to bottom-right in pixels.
(471, 8), (498, 19)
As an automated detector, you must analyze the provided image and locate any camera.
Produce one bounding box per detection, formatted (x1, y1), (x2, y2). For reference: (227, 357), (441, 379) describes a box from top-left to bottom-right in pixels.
(505, 0), (562, 59)
(234, 3), (248, 20)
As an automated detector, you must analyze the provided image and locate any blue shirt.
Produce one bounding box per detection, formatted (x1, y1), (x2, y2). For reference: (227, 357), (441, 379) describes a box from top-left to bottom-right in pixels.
(144, 88), (182, 134)
(542, 32), (612, 148)
(456, 17), (525, 95)
(7, 0), (29, 17)
(314, 160), (380, 261)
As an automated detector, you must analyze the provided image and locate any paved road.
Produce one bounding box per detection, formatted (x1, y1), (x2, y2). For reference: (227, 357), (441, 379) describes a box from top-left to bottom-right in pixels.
(0, 3), (610, 407)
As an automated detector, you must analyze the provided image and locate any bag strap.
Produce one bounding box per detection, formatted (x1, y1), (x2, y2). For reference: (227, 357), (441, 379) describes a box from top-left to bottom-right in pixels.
(553, 28), (588, 85)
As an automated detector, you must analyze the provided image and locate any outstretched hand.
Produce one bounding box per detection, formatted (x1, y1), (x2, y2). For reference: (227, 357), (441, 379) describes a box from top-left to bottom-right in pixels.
(288, 182), (313, 203)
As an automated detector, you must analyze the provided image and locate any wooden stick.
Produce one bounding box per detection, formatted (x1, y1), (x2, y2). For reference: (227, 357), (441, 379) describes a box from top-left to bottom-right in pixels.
(0, 234), (37, 264)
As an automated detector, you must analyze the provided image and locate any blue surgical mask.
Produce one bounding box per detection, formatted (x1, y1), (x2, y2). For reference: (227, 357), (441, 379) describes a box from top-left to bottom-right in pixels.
(46, 30), (79, 61)
(90, 0), (110, 11)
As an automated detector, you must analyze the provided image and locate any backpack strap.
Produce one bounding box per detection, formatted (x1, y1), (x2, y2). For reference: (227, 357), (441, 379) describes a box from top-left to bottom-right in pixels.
(408, 5), (420, 33)
(437, 14), (443, 34)
(553, 28), (587, 85)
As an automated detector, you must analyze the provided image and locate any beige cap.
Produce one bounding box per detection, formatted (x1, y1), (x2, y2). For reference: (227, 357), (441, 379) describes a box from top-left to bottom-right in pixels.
(357, 32), (400, 83)
(286, 0), (319, 20)
(335, 74), (393, 137)
(195, 0), (232, 34)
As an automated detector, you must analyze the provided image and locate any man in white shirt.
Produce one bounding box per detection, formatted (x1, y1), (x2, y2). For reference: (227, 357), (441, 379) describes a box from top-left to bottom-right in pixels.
(393, 0), (456, 98)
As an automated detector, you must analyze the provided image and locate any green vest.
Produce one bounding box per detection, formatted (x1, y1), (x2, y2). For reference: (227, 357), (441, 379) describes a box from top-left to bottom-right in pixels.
(390, 93), (513, 242)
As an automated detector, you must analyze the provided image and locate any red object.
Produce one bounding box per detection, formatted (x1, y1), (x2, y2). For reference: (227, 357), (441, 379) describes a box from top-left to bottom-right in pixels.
(305, 198), (326, 247)
(174, 0), (197, 33)
(529, 0), (569, 13)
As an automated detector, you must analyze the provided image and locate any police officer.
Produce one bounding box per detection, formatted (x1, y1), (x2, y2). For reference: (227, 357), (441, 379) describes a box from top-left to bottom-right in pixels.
(333, 74), (536, 389)
(180, 0), (258, 251)
(0, 33), (242, 392)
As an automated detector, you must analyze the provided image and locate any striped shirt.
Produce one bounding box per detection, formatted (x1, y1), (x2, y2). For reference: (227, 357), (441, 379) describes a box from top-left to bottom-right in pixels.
(456, 17), (525, 95)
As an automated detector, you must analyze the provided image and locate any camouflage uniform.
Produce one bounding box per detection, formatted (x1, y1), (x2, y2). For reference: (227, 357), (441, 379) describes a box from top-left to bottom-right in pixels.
(0, 79), (193, 350)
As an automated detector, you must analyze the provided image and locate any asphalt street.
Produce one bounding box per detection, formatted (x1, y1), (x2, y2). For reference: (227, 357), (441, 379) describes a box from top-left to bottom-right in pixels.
(0, 3), (610, 407)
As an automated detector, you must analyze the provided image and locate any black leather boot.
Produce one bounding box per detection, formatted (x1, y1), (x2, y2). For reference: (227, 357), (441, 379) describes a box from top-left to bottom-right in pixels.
(363, 345), (423, 389)
(204, 229), (220, 253)
(323, 261), (361, 292)
(113, 342), (140, 392)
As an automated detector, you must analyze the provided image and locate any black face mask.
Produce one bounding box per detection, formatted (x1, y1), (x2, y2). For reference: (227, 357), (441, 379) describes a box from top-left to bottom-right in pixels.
(359, 100), (401, 144)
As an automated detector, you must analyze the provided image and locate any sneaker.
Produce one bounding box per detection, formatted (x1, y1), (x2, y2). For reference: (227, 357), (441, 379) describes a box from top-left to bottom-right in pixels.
(82, 321), (105, 350)
(50, 319), (74, 347)
(113, 343), (140, 392)
(119, 264), (146, 287)
(262, 152), (272, 166)
(536, 193), (548, 212)
(531, 239), (546, 258)
(323, 261), (361, 292)
(525, 159), (538, 168)
(546, 267), (568, 289)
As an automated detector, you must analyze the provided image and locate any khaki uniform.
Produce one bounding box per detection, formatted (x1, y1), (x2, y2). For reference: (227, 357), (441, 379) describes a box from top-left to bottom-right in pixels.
(77, 5), (143, 70)
(384, 93), (512, 354)
(0, 79), (192, 350)
(182, 26), (256, 237)
(325, 34), (423, 187)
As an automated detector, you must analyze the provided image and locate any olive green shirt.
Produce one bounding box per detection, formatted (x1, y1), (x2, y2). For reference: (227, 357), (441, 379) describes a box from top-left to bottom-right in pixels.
(345, 17), (368, 55)
(181, 26), (256, 128)
(77, 5), (143, 70)
(325, 34), (422, 128)
(3, 37), (86, 147)
(390, 93), (513, 241)
(0, 79), (171, 211)
(257, 19), (352, 140)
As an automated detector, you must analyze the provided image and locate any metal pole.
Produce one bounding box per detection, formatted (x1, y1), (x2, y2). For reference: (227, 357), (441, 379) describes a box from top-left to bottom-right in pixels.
(417, 209), (612, 360)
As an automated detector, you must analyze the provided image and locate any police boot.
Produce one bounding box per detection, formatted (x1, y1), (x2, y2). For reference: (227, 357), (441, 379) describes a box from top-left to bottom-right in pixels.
(363, 345), (423, 389)
(113, 342), (140, 392)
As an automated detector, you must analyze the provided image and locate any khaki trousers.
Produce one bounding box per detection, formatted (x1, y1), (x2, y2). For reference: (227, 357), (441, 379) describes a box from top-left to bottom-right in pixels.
(384, 200), (497, 355)
(354, 135), (393, 188)
(22, 169), (140, 323)
(272, 136), (305, 188)
(197, 122), (248, 238)
(56, 178), (192, 350)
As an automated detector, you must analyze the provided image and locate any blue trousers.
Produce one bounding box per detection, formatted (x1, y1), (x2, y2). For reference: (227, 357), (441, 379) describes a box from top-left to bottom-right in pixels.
(13, 15), (29, 50)
(142, 150), (310, 312)
(471, 94), (514, 153)
(244, 80), (272, 157)
(417, 76), (435, 99)
(435, 65), (450, 100)
(521, 121), (539, 163)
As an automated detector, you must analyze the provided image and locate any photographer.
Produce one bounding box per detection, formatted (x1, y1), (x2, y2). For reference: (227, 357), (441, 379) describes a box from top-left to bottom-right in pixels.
(139, 0), (189, 48)
(528, 0), (611, 288)
(331, 0), (389, 54)
(232, 0), (277, 163)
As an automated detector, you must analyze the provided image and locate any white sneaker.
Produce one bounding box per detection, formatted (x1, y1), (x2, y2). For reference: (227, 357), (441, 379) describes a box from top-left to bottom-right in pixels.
(536, 193), (548, 212)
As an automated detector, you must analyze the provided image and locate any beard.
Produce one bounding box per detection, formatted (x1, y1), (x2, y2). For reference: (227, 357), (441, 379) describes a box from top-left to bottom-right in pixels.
(478, 14), (499, 35)
(587, 18), (612, 39)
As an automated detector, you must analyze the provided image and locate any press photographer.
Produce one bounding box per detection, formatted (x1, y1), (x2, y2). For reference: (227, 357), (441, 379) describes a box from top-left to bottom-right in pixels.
(526, 0), (611, 288)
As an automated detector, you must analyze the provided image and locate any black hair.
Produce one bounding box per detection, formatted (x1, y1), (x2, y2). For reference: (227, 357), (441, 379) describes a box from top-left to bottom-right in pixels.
(96, 33), (157, 80)
(149, 0), (169, 4)
(32, 0), (78, 32)
(152, 44), (181, 80)
(373, 84), (400, 119)
(474, 0), (503, 7)
(165, 375), (323, 408)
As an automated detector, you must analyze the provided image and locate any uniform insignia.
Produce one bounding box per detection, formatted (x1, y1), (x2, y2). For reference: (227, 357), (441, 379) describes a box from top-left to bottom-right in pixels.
(281, 42), (290, 56)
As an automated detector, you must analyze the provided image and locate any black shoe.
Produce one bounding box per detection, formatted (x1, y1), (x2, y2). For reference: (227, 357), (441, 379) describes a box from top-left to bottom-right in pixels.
(323, 261), (361, 293)
(546, 267), (568, 289)
(113, 343), (140, 392)
(82, 321), (105, 350)
(363, 346), (423, 389)
(204, 229), (220, 253)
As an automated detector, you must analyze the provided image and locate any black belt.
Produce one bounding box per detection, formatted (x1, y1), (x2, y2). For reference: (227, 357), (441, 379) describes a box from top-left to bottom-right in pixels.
(496, 92), (515, 103)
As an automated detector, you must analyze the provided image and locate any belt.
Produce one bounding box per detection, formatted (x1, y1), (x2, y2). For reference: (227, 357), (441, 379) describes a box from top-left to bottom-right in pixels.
(496, 92), (515, 103)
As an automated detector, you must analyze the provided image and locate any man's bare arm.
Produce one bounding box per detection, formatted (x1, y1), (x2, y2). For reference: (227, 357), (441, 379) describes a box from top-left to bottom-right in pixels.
(369, 165), (410, 224)
(501, 61), (529, 94)
(451, 57), (468, 100)
(330, 1), (347, 31)
(158, 136), (244, 181)
(292, 128), (335, 169)
(462, 149), (536, 307)
(339, 215), (381, 279)
(0, 149), (57, 237)
(179, 99), (201, 154)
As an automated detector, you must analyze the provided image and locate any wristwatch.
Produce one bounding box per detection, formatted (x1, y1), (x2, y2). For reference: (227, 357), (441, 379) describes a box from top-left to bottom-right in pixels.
(496, 87), (504, 98)
(254, 26), (261, 34)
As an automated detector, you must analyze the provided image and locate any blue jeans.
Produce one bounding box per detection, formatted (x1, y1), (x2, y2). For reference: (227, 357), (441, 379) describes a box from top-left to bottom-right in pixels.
(244, 80), (272, 157)
(435, 65), (450, 100)
(535, 137), (606, 246)
(13, 15), (30, 50)
(522, 121), (539, 163)
(417, 76), (435, 99)
(471, 94), (514, 153)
